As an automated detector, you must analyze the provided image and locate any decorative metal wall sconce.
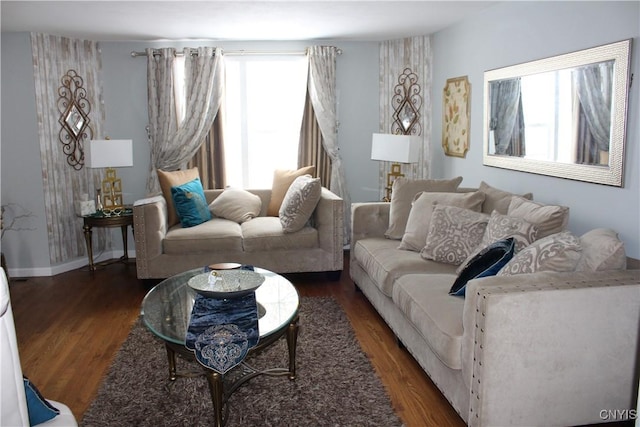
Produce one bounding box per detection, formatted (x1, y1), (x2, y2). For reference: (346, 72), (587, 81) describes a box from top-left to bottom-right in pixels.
(392, 68), (422, 136)
(57, 69), (92, 170)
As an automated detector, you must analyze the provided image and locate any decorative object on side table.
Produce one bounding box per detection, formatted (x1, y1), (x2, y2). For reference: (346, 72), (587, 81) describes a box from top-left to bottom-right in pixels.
(371, 133), (420, 201)
(85, 139), (133, 215)
(442, 75), (471, 158)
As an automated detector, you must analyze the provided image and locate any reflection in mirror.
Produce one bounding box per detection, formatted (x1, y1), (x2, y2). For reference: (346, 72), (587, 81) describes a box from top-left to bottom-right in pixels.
(483, 39), (631, 187)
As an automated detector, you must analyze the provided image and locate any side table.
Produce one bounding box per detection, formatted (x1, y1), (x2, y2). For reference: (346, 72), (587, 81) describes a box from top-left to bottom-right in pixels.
(82, 210), (134, 271)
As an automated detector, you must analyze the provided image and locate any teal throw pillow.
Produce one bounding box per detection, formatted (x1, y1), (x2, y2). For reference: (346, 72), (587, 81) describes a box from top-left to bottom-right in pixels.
(171, 177), (211, 228)
(23, 377), (60, 425)
(449, 237), (515, 297)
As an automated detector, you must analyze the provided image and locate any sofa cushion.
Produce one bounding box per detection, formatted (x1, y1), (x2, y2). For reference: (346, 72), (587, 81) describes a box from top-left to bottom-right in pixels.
(171, 177), (212, 228)
(279, 175), (322, 233)
(209, 188), (262, 224)
(449, 238), (515, 296)
(157, 167), (200, 227)
(242, 217), (318, 252)
(507, 197), (569, 239)
(164, 218), (243, 254)
(575, 228), (627, 271)
(267, 166), (316, 216)
(478, 181), (533, 214)
(421, 205), (489, 265)
(385, 176), (463, 240)
(498, 231), (582, 275)
(353, 238), (458, 297)
(392, 274), (464, 369)
(399, 191), (485, 252)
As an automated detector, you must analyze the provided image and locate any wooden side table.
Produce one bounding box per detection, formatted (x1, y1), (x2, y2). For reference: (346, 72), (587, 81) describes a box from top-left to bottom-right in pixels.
(82, 210), (134, 271)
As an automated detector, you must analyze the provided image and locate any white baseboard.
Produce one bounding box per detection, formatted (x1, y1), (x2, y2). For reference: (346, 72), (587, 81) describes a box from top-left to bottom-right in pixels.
(7, 249), (137, 278)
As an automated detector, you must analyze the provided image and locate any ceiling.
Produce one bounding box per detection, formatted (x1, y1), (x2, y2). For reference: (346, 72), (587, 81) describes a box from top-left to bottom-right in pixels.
(0, 1), (498, 42)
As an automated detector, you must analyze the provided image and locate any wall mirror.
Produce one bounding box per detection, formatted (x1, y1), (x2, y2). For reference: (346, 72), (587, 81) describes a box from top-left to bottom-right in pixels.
(483, 39), (632, 187)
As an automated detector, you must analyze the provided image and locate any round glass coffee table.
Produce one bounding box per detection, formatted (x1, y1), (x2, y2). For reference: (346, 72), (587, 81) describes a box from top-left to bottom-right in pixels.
(141, 267), (299, 427)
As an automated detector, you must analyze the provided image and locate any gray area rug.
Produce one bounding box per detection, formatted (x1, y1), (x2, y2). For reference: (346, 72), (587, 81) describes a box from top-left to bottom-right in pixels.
(81, 297), (402, 426)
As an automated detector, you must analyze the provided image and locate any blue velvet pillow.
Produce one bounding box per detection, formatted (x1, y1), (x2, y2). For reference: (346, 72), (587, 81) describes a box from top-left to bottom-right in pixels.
(171, 177), (211, 228)
(23, 377), (60, 426)
(449, 237), (515, 297)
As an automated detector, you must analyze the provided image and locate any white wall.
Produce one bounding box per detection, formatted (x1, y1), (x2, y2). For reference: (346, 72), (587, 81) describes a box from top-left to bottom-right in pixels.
(431, 1), (640, 259)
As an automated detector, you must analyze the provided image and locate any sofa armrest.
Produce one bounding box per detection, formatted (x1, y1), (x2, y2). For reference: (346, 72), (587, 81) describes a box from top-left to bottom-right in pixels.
(314, 187), (344, 270)
(462, 269), (640, 426)
(133, 195), (168, 279)
(350, 202), (390, 248)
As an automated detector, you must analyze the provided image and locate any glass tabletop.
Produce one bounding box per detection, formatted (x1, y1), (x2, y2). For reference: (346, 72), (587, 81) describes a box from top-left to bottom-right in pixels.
(141, 267), (299, 346)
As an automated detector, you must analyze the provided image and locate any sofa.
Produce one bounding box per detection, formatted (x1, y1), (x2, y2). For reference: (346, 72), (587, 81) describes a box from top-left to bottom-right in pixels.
(133, 184), (344, 279)
(350, 177), (640, 426)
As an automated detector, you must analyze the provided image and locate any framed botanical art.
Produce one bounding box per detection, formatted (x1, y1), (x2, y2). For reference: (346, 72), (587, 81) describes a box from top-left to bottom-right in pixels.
(442, 76), (470, 157)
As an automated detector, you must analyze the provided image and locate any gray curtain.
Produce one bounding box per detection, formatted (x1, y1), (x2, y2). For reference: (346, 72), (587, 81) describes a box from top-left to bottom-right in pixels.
(146, 47), (224, 193)
(298, 92), (331, 188)
(307, 46), (350, 243)
(188, 111), (227, 190)
(490, 78), (523, 155)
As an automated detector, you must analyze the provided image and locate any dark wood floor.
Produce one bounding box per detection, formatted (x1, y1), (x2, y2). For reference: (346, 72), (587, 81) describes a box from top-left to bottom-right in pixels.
(8, 254), (464, 426)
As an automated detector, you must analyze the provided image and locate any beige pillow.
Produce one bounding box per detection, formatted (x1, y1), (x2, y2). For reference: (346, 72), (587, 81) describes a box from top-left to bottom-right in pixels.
(267, 166), (316, 216)
(385, 176), (463, 240)
(497, 231), (582, 276)
(157, 167), (200, 227)
(399, 191), (485, 252)
(575, 228), (627, 271)
(478, 181), (533, 214)
(279, 175), (322, 233)
(209, 188), (262, 224)
(420, 205), (489, 265)
(507, 197), (569, 239)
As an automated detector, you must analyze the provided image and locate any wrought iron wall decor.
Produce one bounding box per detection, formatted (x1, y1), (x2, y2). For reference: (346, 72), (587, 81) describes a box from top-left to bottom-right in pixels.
(57, 69), (92, 170)
(392, 68), (422, 135)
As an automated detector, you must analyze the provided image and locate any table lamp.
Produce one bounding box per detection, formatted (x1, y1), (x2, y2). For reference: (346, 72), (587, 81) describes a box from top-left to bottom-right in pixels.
(371, 133), (420, 201)
(86, 139), (133, 215)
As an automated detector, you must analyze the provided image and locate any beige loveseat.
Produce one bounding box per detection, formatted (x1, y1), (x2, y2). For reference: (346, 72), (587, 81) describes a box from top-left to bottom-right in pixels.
(133, 187), (343, 279)
(350, 177), (640, 426)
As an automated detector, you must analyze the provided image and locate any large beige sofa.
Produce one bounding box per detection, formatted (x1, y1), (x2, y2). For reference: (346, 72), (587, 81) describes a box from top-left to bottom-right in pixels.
(133, 187), (343, 279)
(350, 177), (640, 426)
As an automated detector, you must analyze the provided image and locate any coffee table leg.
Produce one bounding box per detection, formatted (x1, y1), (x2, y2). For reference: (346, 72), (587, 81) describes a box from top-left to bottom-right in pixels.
(205, 371), (224, 427)
(286, 315), (299, 380)
(165, 344), (177, 381)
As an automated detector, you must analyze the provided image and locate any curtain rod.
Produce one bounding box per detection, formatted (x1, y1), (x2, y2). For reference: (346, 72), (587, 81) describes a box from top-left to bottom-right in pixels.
(130, 48), (342, 58)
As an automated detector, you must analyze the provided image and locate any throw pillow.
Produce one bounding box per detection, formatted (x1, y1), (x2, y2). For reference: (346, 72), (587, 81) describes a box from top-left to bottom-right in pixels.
(385, 176), (464, 240)
(478, 181), (533, 214)
(23, 377), (60, 425)
(279, 175), (322, 233)
(399, 191), (485, 252)
(507, 196), (569, 239)
(420, 205), (489, 265)
(267, 166), (316, 216)
(575, 228), (627, 271)
(449, 238), (516, 296)
(209, 188), (262, 224)
(497, 231), (582, 276)
(157, 167), (200, 227)
(171, 177), (212, 228)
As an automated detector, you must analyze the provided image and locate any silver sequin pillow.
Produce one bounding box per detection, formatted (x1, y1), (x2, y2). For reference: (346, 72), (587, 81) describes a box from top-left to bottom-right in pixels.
(279, 175), (321, 233)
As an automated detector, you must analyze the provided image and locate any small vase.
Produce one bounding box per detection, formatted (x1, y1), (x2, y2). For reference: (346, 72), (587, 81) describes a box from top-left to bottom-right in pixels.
(96, 189), (103, 212)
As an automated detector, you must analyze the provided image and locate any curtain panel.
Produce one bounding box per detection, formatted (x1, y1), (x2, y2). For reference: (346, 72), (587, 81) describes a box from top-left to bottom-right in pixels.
(31, 33), (108, 264)
(146, 47), (224, 194)
(307, 45), (351, 244)
(298, 93), (331, 188)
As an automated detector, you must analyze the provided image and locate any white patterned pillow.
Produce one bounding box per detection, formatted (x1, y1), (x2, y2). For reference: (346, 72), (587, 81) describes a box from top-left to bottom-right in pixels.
(420, 205), (489, 265)
(497, 231), (582, 276)
(279, 175), (321, 233)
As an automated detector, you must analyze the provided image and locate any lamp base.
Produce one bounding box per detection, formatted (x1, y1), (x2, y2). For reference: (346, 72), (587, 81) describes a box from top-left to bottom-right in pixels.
(383, 163), (404, 202)
(101, 168), (125, 214)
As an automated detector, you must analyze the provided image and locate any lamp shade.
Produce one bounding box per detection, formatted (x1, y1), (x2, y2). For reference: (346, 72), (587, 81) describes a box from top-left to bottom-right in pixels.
(371, 133), (420, 164)
(85, 139), (133, 168)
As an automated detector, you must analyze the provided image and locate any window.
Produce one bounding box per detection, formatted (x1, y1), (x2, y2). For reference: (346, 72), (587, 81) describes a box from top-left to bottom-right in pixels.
(224, 55), (308, 188)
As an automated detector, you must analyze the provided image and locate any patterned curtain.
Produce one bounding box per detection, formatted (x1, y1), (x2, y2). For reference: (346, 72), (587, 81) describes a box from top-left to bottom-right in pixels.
(307, 45), (351, 243)
(489, 78), (522, 155)
(379, 36), (432, 200)
(31, 33), (108, 264)
(146, 47), (224, 194)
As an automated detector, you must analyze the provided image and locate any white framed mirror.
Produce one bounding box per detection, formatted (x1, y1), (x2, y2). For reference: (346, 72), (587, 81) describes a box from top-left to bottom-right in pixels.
(483, 39), (632, 187)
